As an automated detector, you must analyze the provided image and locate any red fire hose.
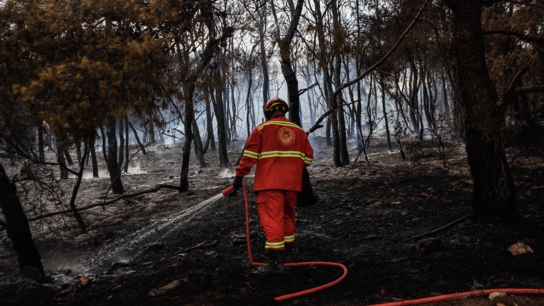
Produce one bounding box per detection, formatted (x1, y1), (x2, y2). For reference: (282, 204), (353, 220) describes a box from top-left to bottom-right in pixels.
(222, 186), (544, 304)
(365, 288), (544, 306)
(222, 184), (348, 301)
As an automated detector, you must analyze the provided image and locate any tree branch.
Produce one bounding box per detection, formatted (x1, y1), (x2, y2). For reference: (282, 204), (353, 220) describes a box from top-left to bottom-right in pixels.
(515, 85), (544, 95)
(504, 66), (529, 96)
(298, 82), (318, 96)
(484, 30), (544, 43)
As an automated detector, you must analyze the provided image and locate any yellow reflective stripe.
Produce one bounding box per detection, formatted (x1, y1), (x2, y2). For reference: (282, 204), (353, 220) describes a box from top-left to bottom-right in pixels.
(243, 150), (259, 159)
(258, 150), (309, 163)
(265, 241), (285, 249)
(260, 151), (305, 157)
(267, 102), (284, 109)
(284, 235), (295, 242)
(257, 121), (302, 131)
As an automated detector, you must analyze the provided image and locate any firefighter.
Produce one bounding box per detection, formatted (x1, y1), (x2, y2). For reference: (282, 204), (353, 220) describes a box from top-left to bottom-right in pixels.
(232, 97), (313, 275)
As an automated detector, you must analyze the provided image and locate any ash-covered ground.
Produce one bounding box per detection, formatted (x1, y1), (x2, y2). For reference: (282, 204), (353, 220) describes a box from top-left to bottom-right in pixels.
(1, 134), (543, 305)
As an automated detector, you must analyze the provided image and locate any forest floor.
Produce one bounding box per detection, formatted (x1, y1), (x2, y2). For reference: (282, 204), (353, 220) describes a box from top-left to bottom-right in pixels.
(1, 132), (544, 306)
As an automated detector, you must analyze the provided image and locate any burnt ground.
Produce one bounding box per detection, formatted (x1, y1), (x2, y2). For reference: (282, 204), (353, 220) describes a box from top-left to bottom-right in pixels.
(1, 134), (544, 306)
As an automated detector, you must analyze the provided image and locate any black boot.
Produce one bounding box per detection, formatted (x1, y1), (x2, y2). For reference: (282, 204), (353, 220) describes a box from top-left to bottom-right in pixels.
(283, 243), (294, 263)
(257, 250), (285, 275)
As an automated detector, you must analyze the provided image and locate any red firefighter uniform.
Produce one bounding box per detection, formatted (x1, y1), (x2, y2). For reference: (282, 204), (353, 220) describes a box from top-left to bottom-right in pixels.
(236, 116), (313, 250)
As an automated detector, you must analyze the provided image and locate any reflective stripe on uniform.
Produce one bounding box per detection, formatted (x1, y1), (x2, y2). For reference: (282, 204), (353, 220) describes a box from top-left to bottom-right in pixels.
(258, 150), (312, 165)
(284, 234), (295, 243)
(257, 121), (303, 131)
(243, 150), (259, 159)
(265, 241), (285, 249)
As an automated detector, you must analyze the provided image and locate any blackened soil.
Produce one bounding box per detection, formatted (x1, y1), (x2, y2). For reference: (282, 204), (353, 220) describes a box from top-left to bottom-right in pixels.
(1, 137), (543, 305)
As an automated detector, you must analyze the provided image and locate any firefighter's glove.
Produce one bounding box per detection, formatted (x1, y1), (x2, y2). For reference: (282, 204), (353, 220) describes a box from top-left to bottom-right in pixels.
(233, 175), (243, 190)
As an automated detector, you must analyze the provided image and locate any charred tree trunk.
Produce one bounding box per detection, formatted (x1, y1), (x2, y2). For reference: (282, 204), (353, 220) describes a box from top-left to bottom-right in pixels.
(128, 121), (147, 155)
(179, 96), (194, 192)
(100, 126), (108, 166)
(64, 148), (74, 166)
(90, 135), (99, 178)
(55, 133), (68, 179)
(69, 146), (88, 232)
(106, 118), (125, 194)
(76, 143), (82, 165)
(326, 117), (332, 146)
(192, 116), (207, 168)
(380, 74), (392, 150)
(312, 0), (341, 166)
(0, 162), (44, 275)
(442, 0), (519, 223)
(149, 122), (156, 143)
(118, 118), (124, 171)
(224, 79), (231, 145)
(205, 91), (216, 151)
(212, 68), (230, 168)
(124, 117), (129, 172)
(38, 125), (45, 163)
(332, 0), (350, 166)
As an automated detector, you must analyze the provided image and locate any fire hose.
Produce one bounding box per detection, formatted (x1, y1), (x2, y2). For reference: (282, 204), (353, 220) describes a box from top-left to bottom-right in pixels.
(365, 288), (544, 306)
(221, 185), (544, 304)
(222, 183), (348, 301)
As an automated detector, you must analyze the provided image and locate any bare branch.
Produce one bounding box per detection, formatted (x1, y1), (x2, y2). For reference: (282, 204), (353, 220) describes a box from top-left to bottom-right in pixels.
(515, 85), (544, 95)
(298, 82), (318, 96)
(484, 30), (544, 43)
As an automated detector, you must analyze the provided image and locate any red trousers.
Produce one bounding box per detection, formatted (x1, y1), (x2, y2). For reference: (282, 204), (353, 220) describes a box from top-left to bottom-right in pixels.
(256, 190), (297, 250)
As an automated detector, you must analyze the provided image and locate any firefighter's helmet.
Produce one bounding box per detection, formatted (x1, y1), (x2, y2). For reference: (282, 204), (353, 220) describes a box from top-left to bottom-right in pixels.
(265, 97), (289, 114)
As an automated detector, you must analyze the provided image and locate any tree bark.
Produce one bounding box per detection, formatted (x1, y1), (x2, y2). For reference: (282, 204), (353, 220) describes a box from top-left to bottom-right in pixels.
(442, 0), (519, 222)
(106, 118), (125, 194)
(0, 162), (44, 275)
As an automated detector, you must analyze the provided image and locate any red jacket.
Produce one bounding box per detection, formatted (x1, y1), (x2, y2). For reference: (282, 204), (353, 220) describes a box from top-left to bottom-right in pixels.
(236, 116), (313, 192)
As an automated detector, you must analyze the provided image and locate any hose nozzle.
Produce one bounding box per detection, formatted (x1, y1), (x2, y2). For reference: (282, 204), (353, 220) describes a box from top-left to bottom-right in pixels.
(222, 186), (234, 196)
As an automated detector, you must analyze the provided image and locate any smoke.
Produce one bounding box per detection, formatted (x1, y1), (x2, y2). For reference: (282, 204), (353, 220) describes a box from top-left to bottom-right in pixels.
(127, 162), (146, 175)
(218, 168), (236, 178)
(67, 162), (147, 180)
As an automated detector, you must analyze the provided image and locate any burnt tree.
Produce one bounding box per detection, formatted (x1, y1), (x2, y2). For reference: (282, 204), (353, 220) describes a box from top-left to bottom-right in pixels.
(0, 162), (44, 275)
(106, 118), (125, 194)
(441, 0), (519, 222)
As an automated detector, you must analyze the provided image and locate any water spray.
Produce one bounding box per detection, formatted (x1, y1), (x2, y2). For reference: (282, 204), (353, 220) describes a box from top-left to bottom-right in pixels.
(222, 183), (348, 301)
